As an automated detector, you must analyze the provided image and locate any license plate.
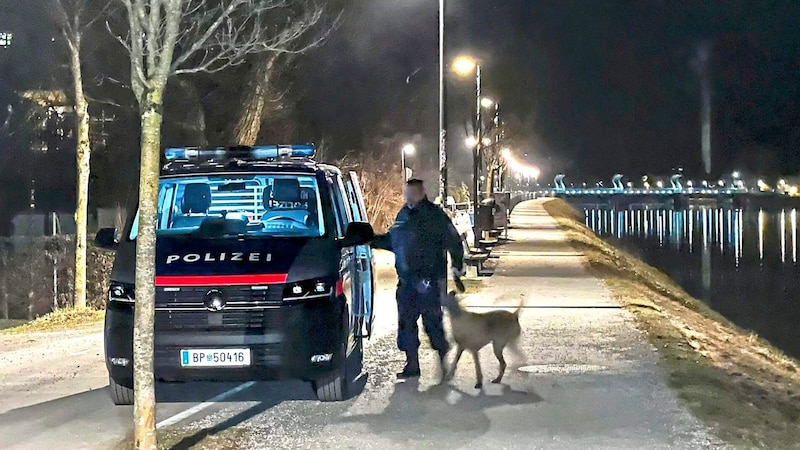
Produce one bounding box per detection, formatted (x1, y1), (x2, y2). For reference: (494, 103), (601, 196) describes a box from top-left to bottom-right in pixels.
(180, 349), (251, 367)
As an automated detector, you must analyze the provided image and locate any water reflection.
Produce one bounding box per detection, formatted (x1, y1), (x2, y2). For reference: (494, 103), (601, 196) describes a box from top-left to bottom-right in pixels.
(584, 206), (800, 358)
(585, 207), (799, 265)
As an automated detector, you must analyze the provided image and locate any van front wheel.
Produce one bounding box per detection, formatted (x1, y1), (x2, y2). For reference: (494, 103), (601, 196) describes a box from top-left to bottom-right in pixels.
(313, 345), (348, 401)
(312, 339), (363, 402)
(108, 376), (134, 405)
(313, 367), (346, 402)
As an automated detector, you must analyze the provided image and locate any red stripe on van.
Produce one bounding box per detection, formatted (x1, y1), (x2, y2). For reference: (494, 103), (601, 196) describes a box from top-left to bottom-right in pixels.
(155, 274), (288, 286)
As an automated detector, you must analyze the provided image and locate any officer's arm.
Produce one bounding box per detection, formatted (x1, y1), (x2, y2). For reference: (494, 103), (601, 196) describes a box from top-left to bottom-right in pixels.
(371, 231), (393, 252)
(438, 210), (464, 269)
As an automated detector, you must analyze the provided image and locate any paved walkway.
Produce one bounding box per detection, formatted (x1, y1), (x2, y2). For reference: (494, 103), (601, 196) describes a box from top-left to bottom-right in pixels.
(449, 199), (724, 449)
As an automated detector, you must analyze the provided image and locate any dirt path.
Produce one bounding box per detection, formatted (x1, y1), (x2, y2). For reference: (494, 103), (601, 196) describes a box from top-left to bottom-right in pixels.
(0, 324), (106, 414)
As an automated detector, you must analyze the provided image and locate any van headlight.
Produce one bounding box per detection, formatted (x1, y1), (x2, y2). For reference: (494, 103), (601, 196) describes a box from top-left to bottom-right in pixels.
(282, 279), (333, 301)
(109, 282), (135, 303)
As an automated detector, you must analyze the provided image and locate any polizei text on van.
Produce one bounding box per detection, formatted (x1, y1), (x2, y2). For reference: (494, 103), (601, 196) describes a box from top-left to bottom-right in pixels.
(165, 252), (274, 264)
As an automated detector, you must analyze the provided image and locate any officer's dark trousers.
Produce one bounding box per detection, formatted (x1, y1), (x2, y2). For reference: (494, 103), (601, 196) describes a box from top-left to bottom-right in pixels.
(396, 278), (449, 355)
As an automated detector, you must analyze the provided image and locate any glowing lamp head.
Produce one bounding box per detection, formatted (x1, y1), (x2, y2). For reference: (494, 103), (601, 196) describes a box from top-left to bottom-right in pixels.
(452, 55), (477, 76)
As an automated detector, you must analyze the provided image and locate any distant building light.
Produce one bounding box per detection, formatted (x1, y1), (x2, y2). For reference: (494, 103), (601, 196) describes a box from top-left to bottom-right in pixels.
(0, 32), (12, 48)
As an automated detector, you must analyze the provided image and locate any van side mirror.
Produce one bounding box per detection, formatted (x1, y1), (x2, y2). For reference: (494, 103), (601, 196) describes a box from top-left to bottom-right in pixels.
(94, 228), (119, 250)
(339, 222), (374, 248)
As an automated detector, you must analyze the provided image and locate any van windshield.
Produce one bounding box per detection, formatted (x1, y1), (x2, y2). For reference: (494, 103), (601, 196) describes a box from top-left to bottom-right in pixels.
(129, 174), (325, 239)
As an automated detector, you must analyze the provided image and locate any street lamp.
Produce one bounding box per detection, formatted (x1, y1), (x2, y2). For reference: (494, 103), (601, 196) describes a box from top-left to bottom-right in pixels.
(453, 54), (485, 248)
(401, 143), (415, 182)
(453, 55), (477, 76)
(465, 136), (477, 148)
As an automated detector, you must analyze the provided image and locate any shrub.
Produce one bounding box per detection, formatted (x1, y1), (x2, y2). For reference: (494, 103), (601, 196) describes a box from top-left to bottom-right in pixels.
(0, 236), (114, 320)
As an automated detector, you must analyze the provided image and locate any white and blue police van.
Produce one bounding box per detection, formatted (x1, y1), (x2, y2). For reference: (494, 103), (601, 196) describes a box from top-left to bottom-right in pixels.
(94, 144), (376, 403)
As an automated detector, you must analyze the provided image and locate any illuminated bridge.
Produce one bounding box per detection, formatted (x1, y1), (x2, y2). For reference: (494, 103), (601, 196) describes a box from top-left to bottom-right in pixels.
(533, 174), (749, 196)
(505, 174), (795, 213)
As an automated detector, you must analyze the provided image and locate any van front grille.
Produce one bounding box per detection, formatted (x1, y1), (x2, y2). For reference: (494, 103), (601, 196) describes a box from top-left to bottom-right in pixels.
(155, 285), (283, 310)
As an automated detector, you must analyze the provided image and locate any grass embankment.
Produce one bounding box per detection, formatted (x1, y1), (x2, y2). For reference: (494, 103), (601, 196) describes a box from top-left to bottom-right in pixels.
(0, 307), (104, 334)
(543, 198), (800, 449)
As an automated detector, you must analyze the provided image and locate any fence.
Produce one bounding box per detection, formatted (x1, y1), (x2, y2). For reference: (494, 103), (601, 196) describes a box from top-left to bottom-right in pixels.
(0, 235), (114, 320)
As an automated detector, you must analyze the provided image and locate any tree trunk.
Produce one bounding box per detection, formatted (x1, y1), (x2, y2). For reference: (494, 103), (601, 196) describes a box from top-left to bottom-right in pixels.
(175, 79), (208, 146)
(485, 164), (496, 198)
(233, 55), (278, 146)
(71, 36), (90, 310)
(0, 248), (8, 320)
(133, 89), (162, 450)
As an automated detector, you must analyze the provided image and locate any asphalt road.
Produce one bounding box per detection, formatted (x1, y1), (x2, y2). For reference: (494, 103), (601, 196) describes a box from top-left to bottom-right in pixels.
(0, 201), (728, 449)
(0, 251), (401, 450)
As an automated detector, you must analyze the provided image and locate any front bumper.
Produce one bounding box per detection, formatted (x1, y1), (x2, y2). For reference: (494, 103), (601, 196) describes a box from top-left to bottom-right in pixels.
(104, 298), (345, 389)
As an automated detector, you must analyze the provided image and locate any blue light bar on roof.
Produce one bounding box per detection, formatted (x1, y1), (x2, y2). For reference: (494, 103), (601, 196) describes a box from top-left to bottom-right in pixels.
(164, 144), (316, 161)
(252, 144), (316, 159)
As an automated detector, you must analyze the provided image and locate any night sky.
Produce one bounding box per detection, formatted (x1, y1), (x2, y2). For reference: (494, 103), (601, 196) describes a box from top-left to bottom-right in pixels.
(294, 0), (800, 182)
(3, 0), (800, 189)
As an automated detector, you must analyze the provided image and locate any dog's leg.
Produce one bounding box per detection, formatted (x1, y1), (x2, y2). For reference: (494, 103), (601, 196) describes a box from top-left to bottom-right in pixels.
(491, 341), (507, 384)
(471, 349), (483, 389)
(446, 345), (463, 381)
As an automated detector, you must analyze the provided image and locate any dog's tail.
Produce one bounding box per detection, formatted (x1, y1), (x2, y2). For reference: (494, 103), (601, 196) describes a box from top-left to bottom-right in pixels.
(513, 299), (525, 317)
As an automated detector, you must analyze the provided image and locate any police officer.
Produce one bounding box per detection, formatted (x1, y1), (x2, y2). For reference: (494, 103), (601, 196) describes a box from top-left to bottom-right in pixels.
(372, 179), (465, 379)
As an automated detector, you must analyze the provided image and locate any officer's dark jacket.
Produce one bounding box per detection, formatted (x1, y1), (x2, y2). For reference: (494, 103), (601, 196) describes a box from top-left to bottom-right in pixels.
(372, 198), (464, 281)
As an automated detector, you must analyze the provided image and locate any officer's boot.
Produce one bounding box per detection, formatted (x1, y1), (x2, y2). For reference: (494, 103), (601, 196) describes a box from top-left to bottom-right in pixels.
(396, 350), (421, 379)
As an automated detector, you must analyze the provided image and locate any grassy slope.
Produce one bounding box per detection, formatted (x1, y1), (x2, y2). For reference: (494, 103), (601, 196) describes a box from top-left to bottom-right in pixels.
(0, 307), (104, 334)
(543, 198), (800, 449)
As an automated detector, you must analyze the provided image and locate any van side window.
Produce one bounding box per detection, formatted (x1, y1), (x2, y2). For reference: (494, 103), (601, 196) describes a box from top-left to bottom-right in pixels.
(329, 175), (352, 238)
(344, 177), (364, 222)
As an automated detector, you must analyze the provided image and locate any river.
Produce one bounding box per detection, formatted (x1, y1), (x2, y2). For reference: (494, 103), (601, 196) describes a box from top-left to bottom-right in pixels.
(582, 205), (800, 358)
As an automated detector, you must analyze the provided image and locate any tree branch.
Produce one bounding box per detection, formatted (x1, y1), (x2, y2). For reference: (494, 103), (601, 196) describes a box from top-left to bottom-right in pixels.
(169, 0), (247, 72)
(146, 0), (164, 73)
(154, 0), (183, 84)
(170, 0), (334, 76)
(119, 0), (149, 100)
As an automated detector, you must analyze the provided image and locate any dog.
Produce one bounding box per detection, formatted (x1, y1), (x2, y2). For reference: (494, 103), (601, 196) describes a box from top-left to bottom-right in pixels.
(441, 289), (523, 389)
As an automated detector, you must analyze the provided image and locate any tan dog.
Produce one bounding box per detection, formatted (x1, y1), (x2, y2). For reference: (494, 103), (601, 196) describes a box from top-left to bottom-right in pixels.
(441, 290), (523, 388)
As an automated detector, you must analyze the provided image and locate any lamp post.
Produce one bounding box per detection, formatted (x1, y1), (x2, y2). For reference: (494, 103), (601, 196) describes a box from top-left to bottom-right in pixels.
(401, 143), (415, 182)
(438, 0), (447, 208)
(453, 56), (483, 248)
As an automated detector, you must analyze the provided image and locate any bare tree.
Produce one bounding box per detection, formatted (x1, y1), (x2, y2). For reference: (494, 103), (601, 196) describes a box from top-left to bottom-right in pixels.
(232, 1), (339, 145)
(116, 1), (339, 447)
(233, 52), (282, 145)
(484, 147), (506, 197)
(52, 0), (108, 310)
(0, 242), (8, 320)
(483, 114), (508, 198)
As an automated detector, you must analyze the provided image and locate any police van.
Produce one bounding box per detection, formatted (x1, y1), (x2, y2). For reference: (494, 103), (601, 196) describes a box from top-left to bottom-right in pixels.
(94, 145), (376, 404)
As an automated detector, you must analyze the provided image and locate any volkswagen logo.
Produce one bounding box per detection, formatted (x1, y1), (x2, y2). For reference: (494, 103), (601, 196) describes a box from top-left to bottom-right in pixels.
(204, 289), (226, 312)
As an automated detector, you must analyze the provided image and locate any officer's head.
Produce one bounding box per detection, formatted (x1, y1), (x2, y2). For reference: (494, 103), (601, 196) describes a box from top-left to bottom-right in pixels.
(404, 179), (426, 207)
